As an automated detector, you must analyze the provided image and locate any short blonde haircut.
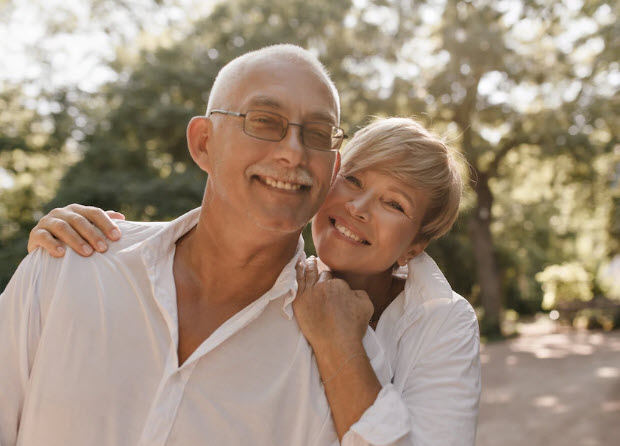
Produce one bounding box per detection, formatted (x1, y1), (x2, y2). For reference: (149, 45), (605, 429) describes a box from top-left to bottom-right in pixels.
(206, 44), (340, 122)
(340, 117), (462, 241)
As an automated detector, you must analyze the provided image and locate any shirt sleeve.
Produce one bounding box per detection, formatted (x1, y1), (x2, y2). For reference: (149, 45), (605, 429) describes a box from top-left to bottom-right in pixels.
(342, 297), (481, 446)
(0, 250), (50, 446)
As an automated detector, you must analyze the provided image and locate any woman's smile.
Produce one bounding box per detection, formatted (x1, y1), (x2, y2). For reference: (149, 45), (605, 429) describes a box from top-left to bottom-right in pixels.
(312, 169), (430, 275)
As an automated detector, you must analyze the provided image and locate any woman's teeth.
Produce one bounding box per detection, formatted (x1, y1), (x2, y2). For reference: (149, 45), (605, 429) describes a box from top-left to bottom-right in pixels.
(263, 177), (302, 191)
(334, 221), (364, 243)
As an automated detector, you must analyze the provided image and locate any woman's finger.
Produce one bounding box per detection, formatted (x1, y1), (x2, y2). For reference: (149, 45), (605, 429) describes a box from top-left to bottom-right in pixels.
(354, 290), (375, 319)
(58, 210), (113, 253)
(27, 229), (67, 257)
(38, 217), (95, 257)
(71, 205), (122, 241)
(304, 256), (319, 287)
(295, 259), (306, 296)
(317, 269), (333, 284)
(105, 210), (126, 223)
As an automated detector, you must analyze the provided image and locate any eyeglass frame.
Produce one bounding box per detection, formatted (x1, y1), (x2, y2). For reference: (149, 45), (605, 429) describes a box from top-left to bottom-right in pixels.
(208, 109), (347, 152)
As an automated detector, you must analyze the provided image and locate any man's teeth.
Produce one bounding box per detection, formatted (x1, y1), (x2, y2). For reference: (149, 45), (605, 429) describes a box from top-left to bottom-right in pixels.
(263, 177), (302, 191)
(334, 222), (364, 243)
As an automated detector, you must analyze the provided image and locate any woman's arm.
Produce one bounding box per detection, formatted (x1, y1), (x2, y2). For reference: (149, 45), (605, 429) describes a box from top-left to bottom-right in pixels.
(294, 259), (481, 446)
(293, 258), (382, 440)
(344, 297), (481, 446)
(398, 298), (481, 445)
(28, 204), (124, 257)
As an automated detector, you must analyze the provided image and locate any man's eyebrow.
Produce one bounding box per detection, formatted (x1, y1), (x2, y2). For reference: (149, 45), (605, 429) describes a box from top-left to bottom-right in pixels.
(305, 110), (338, 125)
(247, 96), (338, 125)
(247, 96), (282, 110)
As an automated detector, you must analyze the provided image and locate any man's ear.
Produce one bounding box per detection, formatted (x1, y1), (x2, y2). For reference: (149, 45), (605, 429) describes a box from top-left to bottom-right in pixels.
(396, 238), (429, 267)
(330, 151), (341, 185)
(187, 116), (213, 173)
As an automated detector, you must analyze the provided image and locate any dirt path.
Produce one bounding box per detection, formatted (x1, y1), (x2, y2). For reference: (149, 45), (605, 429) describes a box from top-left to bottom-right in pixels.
(476, 329), (620, 446)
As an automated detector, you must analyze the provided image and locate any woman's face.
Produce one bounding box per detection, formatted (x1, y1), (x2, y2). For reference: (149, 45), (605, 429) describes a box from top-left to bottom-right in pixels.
(312, 168), (430, 275)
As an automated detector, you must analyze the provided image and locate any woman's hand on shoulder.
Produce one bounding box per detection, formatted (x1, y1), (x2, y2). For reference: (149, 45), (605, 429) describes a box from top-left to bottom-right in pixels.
(28, 204), (125, 258)
(293, 256), (373, 354)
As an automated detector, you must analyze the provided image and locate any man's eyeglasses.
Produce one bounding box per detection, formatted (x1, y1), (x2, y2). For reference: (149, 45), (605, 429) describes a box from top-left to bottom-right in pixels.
(209, 109), (347, 152)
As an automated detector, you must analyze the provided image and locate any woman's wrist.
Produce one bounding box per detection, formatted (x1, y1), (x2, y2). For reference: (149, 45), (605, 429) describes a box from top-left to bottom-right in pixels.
(321, 352), (367, 384)
(311, 339), (381, 440)
(313, 340), (366, 380)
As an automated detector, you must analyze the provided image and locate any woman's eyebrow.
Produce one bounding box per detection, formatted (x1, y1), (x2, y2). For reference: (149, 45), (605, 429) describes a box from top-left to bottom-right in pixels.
(388, 186), (417, 210)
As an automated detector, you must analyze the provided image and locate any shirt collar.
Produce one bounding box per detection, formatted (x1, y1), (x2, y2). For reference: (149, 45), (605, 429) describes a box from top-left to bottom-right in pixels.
(136, 207), (202, 262)
(403, 252), (454, 312)
(133, 207), (305, 320)
(275, 236), (306, 320)
(129, 208), (202, 337)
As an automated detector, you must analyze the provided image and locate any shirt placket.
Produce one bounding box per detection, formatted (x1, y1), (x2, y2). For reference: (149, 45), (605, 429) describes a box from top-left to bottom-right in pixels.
(137, 349), (197, 446)
(135, 228), (303, 445)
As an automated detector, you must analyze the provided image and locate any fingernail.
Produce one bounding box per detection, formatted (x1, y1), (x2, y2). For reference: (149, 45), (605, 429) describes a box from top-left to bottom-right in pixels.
(110, 229), (121, 239)
(96, 241), (107, 252)
(82, 244), (93, 255)
(56, 246), (65, 255)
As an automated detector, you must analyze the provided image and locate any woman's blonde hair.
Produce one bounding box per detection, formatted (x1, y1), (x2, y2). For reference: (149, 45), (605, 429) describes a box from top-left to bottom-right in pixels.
(340, 117), (463, 242)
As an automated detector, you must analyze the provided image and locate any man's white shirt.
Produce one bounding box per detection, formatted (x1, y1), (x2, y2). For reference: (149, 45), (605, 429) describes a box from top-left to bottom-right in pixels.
(0, 208), (391, 446)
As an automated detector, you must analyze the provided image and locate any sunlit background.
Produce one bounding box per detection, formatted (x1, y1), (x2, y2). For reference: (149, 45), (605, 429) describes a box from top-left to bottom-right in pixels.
(1, 0), (619, 444)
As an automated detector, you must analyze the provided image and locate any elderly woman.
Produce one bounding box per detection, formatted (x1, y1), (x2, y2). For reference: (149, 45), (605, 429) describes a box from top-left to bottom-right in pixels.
(30, 117), (481, 445)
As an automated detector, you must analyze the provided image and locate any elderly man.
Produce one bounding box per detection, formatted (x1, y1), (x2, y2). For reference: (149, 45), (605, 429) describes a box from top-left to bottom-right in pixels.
(0, 45), (389, 445)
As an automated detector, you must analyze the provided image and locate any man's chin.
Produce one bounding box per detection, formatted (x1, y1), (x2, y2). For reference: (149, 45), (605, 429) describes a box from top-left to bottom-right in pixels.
(249, 213), (310, 236)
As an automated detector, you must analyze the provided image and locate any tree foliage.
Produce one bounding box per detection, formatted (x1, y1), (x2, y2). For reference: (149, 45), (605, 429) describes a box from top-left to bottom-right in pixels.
(1, 0), (617, 335)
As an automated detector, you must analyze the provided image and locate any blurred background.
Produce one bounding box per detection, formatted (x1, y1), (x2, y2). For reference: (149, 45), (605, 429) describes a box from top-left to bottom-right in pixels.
(0, 0), (619, 443)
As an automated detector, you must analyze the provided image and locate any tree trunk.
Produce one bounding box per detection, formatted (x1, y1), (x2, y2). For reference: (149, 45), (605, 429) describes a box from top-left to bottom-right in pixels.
(469, 171), (503, 336)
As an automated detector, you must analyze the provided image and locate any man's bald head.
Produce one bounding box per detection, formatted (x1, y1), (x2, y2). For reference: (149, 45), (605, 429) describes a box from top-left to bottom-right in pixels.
(206, 44), (341, 123)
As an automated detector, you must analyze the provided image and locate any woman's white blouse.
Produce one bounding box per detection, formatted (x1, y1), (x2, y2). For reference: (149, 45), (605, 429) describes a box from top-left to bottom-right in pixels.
(343, 253), (481, 446)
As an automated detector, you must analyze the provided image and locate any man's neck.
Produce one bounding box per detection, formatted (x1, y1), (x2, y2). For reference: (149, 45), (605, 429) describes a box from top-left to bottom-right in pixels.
(172, 203), (303, 365)
(174, 205), (302, 305)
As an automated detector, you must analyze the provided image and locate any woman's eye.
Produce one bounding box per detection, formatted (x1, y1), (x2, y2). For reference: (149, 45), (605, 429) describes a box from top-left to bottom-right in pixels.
(387, 200), (405, 213)
(344, 175), (361, 187)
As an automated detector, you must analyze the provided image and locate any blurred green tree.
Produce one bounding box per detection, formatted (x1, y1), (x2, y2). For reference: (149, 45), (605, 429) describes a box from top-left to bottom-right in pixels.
(1, 0), (617, 337)
(0, 84), (81, 288)
(384, 0), (619, 335)
(47, 0), (394, 219)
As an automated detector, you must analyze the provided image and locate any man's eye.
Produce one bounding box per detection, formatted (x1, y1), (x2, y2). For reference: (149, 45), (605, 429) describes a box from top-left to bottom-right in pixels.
(304, 129), (331, 145)
(254, 116), (278, 124)
(249, 114), (281, 127)
(307, 129), (330, 138)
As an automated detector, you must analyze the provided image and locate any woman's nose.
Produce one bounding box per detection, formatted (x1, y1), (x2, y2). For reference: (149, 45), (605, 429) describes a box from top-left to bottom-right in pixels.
(344, 194), (371, 221)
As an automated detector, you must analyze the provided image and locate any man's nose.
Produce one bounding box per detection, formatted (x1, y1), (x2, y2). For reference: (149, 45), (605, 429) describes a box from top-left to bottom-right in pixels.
(274, 124), (306, 166)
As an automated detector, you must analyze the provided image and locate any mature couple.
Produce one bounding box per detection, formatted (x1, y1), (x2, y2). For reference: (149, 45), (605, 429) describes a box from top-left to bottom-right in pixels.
(1, 45), (480, 445)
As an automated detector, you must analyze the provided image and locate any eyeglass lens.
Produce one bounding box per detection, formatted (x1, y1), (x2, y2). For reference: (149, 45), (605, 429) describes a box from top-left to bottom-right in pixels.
(244, 110), (340, 151)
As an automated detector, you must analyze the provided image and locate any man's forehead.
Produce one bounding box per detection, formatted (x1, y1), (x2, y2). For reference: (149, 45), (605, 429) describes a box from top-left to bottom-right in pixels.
(225, 56), (339, 122)
(245, 95), (338, 124)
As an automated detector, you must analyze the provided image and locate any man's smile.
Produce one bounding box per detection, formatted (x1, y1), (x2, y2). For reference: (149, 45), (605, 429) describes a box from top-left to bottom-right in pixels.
(255, 175), (311, 191)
